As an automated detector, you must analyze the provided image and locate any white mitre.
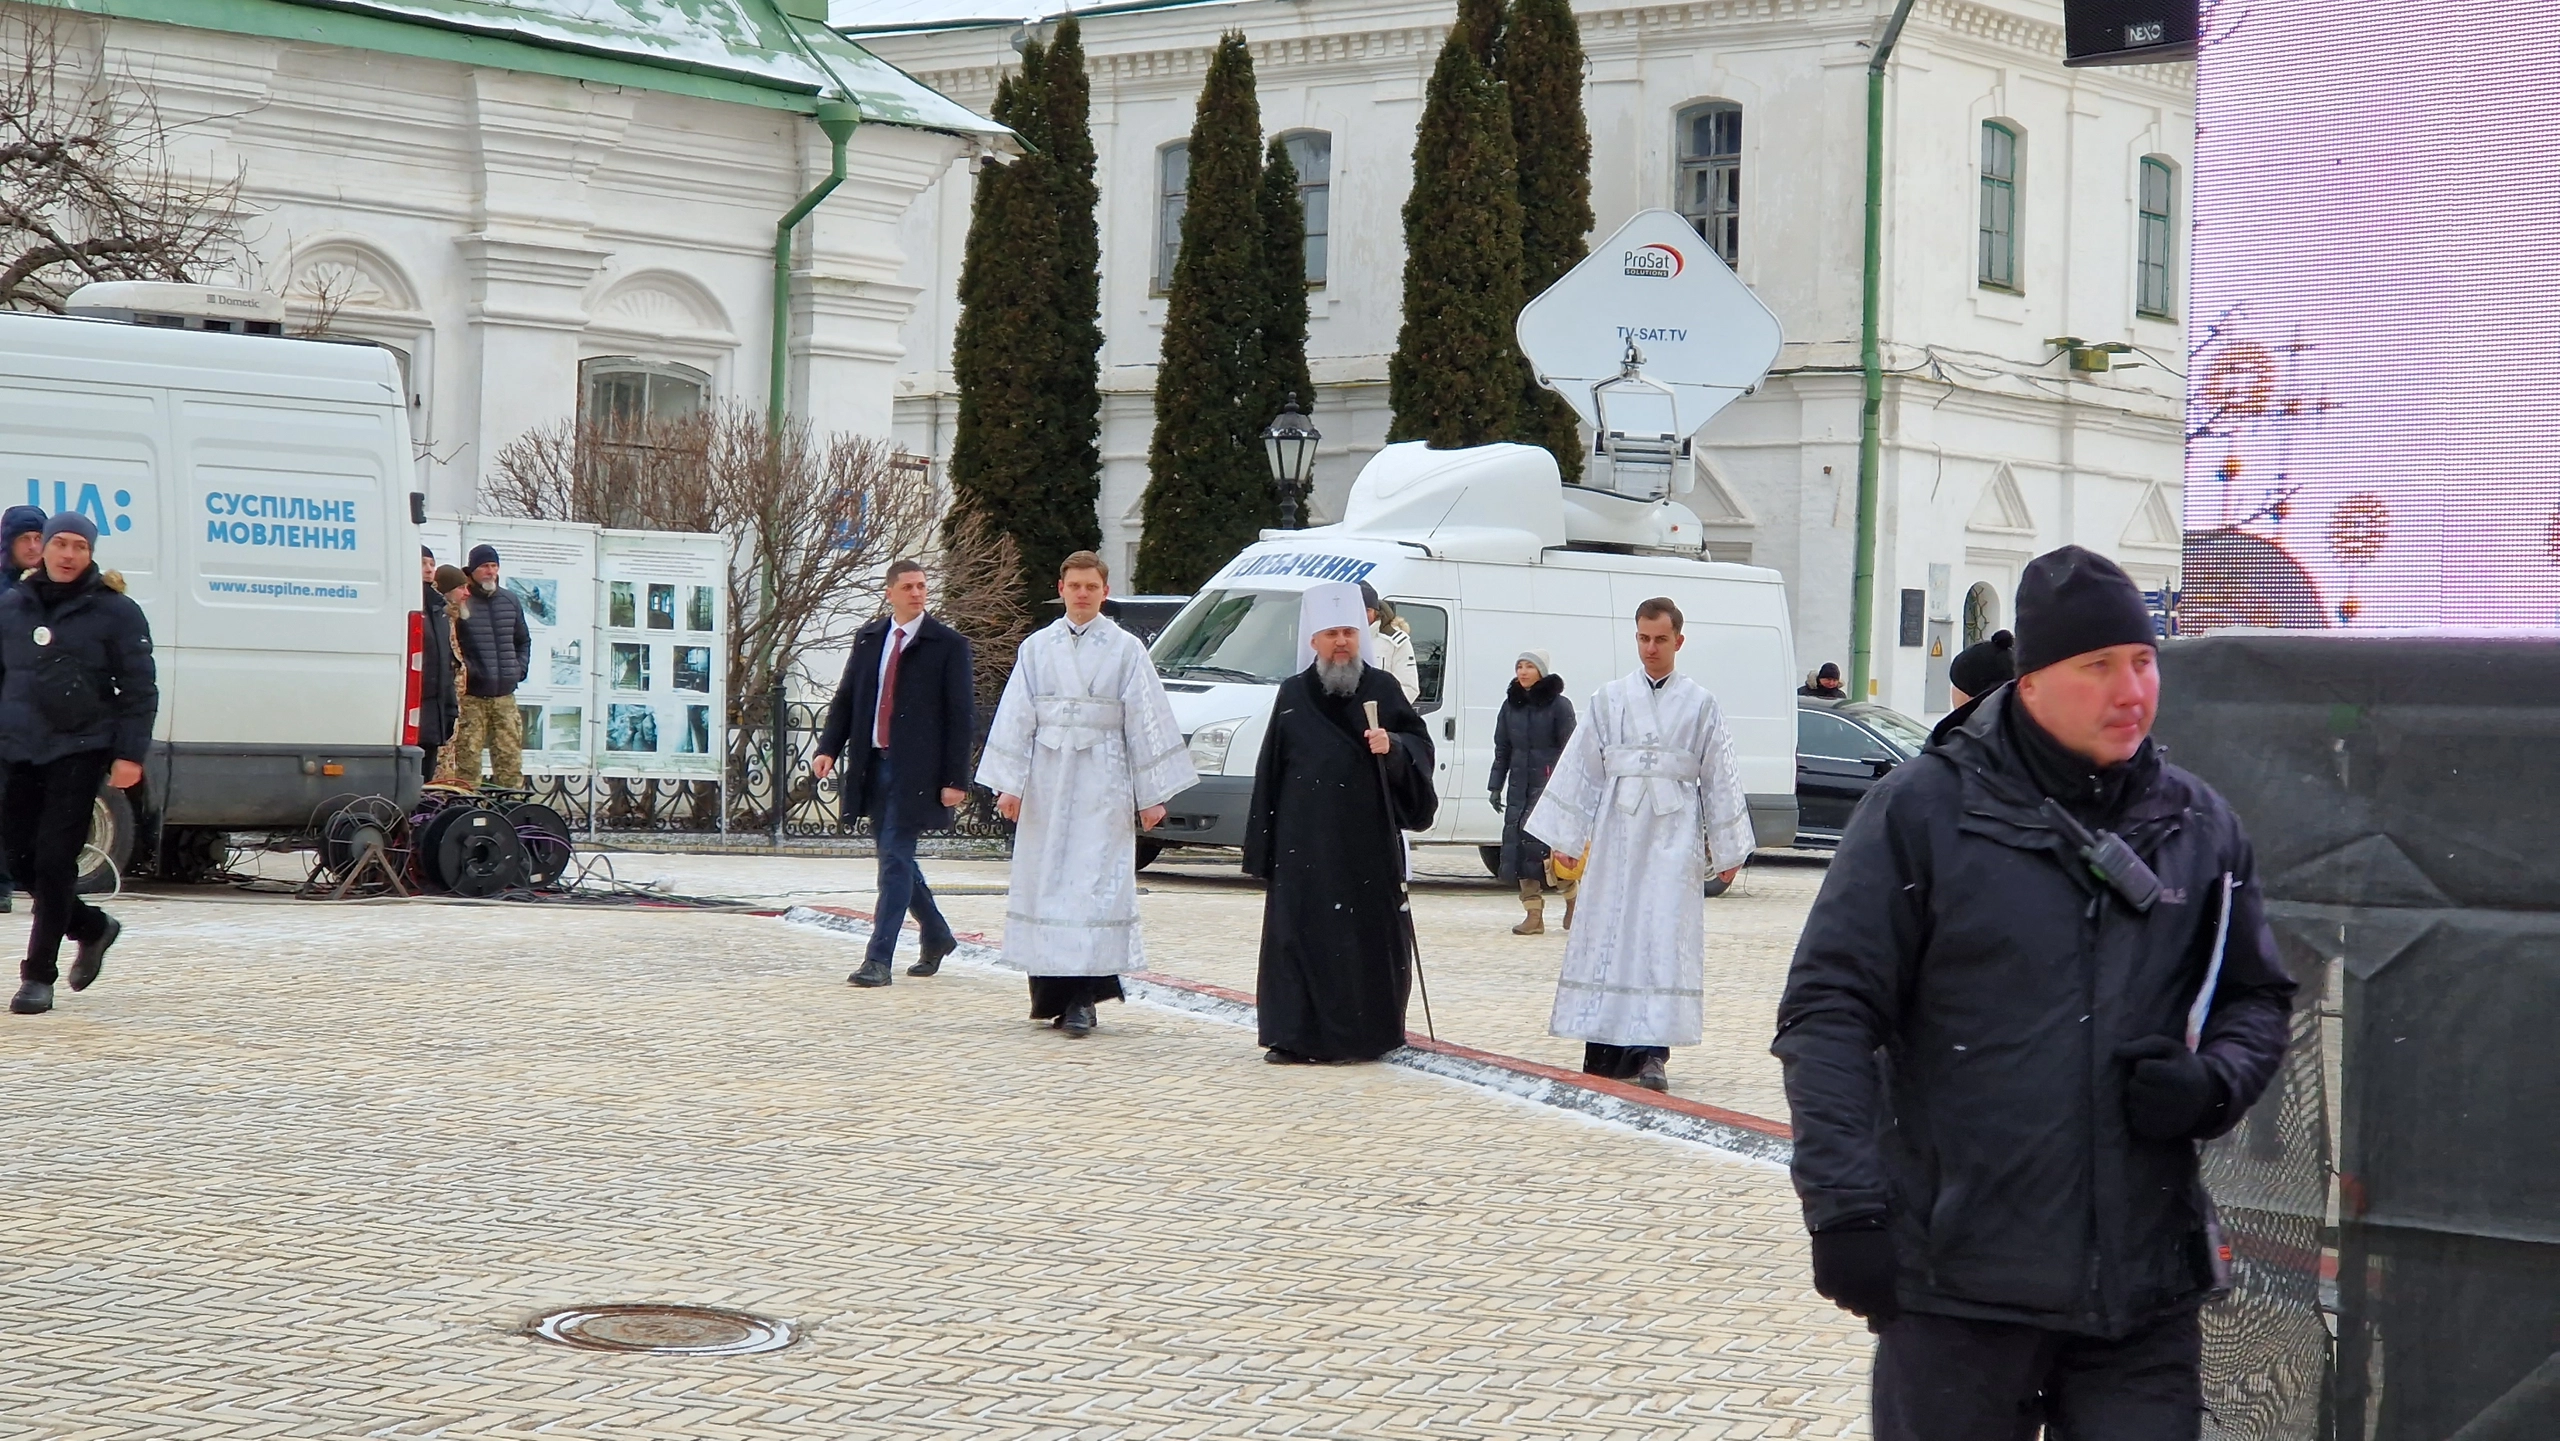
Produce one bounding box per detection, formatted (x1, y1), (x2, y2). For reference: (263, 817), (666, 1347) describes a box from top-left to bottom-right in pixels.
(1293, 580), (1376, 670)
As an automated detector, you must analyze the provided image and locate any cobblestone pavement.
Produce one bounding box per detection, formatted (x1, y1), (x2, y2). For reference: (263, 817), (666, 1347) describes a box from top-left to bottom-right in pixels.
(0, 881), (1869, 1439)
(596, 844), (1829, 1123)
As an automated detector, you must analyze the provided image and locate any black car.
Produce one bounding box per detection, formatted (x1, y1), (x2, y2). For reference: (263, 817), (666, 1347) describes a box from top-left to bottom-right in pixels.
(1794, 698), (1933, 847)
(1038, 594), (1191, 645)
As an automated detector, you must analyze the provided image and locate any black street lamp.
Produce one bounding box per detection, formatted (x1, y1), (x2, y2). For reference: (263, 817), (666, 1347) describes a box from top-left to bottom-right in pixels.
(1262, 391), (1319, 530)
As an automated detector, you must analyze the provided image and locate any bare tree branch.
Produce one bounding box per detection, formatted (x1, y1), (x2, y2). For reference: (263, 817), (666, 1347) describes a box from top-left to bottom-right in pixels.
(0, 8), (244, 312)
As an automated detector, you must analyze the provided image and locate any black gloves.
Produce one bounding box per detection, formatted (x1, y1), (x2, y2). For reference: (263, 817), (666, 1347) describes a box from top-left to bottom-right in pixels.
(2115, 1034), (2228, 1141)
(1489, 790), (1503, 813)
(1808, 1219), (1901, 1324)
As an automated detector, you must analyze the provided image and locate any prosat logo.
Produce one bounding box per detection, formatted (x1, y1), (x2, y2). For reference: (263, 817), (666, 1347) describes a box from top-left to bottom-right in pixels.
(1623, 243), (1684, 279)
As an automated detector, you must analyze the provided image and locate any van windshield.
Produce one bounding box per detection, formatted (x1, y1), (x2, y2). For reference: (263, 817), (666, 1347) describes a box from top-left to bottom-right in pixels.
(1150, 589), (1303, 684)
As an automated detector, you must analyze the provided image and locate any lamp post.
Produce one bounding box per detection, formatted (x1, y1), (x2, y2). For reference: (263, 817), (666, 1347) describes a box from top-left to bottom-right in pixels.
(1262, 392), (1319, 529)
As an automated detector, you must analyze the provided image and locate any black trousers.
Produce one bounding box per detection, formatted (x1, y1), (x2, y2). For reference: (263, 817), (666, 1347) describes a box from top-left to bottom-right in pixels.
(5, 751), (114, 985)
(1582, 1043), (1669, 1079)
(1873, 1307), (2202, 1441)
(1028, 975), (1124, 1019)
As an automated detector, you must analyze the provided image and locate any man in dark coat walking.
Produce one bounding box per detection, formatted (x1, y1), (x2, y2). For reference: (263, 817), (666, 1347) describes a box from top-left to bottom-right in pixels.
(1243, 582), (1437, 1064)
(814, 558), (975, 988)
(2, 513), (156, 1016)
(1489, 648), (1573, 934)
(0, 503), (45, 911)
(1773, 545), (2295, 1438)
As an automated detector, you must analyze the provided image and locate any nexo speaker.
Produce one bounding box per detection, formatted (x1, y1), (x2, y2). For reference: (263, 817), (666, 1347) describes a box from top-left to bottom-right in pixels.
(2063, 0), (2197, 66)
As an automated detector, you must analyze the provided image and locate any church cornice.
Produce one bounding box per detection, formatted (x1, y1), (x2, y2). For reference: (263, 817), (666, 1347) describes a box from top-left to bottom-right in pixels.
(902, 0), (2191, 99)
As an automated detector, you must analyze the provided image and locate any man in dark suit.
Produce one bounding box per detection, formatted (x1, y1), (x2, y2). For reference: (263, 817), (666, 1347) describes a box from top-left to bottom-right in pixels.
(814, 558), (976, 988)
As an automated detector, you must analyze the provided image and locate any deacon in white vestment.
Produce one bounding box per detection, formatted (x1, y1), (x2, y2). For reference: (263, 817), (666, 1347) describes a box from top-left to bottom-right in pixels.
(977, 553), (1195, 1037)
(1524, 596), (1755, 1092)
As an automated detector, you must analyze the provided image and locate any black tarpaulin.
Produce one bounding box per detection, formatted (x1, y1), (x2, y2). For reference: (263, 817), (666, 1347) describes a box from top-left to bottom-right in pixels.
(2156, 634), (2560, 1441)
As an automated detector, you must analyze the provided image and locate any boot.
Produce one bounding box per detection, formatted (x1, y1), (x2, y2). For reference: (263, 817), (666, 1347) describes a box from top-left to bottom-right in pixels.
(1561, 888), (1577, 932)
(1512, 878), (1544, 935)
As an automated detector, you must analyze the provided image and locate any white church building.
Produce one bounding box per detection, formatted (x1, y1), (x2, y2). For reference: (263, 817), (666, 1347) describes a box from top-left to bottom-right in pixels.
(24, 0), (1003, 515)
(854, 0), (2190, 714)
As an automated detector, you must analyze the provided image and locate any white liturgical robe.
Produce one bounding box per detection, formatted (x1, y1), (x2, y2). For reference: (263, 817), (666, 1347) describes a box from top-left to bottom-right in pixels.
(976, 615), (1196, 976)
(1524, 669), (1755, 1047)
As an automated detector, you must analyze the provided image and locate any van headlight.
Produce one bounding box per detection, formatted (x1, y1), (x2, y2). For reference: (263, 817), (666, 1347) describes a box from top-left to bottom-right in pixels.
(1187, 718), (1247, 775)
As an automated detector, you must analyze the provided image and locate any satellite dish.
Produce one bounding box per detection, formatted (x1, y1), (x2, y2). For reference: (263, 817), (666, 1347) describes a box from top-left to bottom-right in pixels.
(1514, 209), (1785, 437)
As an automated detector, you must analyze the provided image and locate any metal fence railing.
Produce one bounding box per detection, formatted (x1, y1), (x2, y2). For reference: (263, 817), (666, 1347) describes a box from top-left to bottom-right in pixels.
(524, 686), (1012, 843)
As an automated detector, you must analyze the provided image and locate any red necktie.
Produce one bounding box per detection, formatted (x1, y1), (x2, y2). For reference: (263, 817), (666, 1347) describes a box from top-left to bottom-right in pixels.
(874, 625), (905, 748)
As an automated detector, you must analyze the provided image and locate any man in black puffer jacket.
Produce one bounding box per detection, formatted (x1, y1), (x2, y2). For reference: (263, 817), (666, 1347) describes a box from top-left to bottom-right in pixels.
(1, 513), (156, 1016)
(1774, 546), (2295, 1439)
(449, 543), (531, 789)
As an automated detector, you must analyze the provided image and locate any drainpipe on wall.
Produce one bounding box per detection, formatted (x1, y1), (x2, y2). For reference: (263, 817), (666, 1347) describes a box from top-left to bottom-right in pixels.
(1850, 0), (1919, 703)
(761, 98), (859, 800)
(769, 99), (863, 434)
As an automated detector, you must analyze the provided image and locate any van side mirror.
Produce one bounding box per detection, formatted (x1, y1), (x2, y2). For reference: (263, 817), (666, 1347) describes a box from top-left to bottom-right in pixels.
(409, 492), (427, 525)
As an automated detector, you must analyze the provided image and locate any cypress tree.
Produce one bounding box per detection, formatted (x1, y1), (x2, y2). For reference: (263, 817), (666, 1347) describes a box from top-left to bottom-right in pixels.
(1257, 135), (1313, 456)
(1044, 16), (1105, 560)
(944, 32), (1106, 610)
(945, 51), (1061, 599)
(1387, 33), (1525, 450)
(1502, 0), (1593, 481)
(1454, 0), (1503, 64)
(1136, 33), (1271, 594)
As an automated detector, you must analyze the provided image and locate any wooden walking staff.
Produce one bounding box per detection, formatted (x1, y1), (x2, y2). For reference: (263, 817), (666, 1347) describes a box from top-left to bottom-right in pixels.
(1365, 699), (1436, 1042)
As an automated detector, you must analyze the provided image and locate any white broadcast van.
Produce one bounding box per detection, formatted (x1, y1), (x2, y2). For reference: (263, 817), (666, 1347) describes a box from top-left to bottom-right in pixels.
(0, 287), (426, 882)
(1139, 440), (1799, 881)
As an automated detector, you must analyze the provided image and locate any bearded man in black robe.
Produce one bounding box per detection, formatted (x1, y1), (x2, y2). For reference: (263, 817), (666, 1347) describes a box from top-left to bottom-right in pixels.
(1242, 581), (1438, 1064)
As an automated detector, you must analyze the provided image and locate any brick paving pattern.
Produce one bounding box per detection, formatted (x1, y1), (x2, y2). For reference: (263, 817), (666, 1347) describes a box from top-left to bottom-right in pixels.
(0, 875), (1868, 1439)
(591, 845), (1823, 1122)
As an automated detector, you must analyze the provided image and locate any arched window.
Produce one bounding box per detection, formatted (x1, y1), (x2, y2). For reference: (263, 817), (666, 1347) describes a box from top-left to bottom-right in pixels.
(1963, 582), (2001, 647)
(1979, 122), (2020, 291)
(1676, 102), (1743, 266)
(580, 357), (708, 430)
(2137, 155), (2175, 318)
(1280, 130), (1331, 286)
(1154, 141), (1189, 292)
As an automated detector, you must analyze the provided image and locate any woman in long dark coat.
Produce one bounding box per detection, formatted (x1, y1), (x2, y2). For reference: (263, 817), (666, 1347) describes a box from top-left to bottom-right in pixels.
(1488, 649), (1574, 935)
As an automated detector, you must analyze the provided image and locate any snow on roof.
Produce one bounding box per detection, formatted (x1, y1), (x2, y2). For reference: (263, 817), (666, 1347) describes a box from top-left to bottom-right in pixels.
(831, 0), (1235, 37)
(276, 0), (1007, 134)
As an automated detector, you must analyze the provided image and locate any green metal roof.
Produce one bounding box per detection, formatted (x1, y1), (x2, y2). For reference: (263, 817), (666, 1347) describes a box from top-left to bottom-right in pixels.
(42, 0), (1007, 134)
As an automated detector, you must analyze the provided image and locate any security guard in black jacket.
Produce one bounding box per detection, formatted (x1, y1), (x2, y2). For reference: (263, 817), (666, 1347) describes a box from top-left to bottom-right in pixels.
(1774, 546), (2295, 1440)
(1, 513), (156, 1016)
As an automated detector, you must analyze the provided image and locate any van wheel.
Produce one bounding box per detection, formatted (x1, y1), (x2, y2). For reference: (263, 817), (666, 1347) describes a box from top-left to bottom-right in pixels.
(77, 786), (135, 896)
(1135, 840), (1164, 871)
(1479, 845), (1504, 877)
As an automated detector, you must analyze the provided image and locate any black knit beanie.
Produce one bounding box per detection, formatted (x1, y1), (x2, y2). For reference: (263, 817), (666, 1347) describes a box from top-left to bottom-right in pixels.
(2013, 546), (2156, 674)
(1948, 629), (2015, 697)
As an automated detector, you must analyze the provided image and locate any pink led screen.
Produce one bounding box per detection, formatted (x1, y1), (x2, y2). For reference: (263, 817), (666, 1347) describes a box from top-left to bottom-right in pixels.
(2182, 1), (2560, 631)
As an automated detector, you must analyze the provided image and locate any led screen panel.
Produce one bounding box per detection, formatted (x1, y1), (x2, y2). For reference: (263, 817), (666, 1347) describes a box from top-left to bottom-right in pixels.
(2181, 1), (2560, 632)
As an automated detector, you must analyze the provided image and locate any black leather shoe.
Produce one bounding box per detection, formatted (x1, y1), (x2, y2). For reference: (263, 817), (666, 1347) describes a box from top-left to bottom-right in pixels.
(848, 959), (893, 988)
(1635, 1056), (1670, 1093)
(10, 981), (51, 1015)
(68, 915), (117, 993)
(909, 937), (955, 977)
(1060, 1001), (1096, 1038)
(1264, 1047), (1314, 1065)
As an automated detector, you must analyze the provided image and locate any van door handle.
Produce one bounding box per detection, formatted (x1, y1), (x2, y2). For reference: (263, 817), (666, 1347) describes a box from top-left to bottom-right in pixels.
(1442, 718), (1456, 740)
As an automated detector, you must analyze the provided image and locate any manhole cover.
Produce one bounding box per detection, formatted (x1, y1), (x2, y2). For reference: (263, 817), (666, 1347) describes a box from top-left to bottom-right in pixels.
(526, 1304), (795, 1356)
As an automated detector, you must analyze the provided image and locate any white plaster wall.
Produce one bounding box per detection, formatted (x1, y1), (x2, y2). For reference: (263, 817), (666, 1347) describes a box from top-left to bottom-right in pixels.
(86, 15), (964, 517)
(870, 0), (2193, 713)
